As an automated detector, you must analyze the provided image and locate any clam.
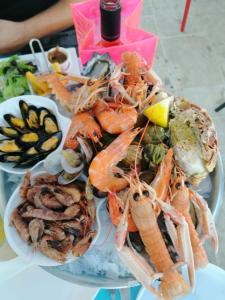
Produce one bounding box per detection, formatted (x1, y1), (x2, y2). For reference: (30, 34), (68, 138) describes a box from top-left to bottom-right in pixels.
(61, 148), (84, 174)
(169, 97), (217, 184)
(77, 137), (93, 163)
(58, 170), (82, 185)
(44, 150), (63, 175)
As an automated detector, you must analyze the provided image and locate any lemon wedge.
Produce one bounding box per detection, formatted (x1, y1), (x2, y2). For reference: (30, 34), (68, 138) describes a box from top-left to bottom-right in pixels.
(51, 63), (61, 73)
(0, 216), (5, 247)
(144, 97), (173, 128)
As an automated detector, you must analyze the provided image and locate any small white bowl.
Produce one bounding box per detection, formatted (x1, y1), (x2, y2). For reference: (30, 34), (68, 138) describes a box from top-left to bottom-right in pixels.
(0, 95), (70, 175)
(47, 47), (71, 73)
(4, 171), (104, 266)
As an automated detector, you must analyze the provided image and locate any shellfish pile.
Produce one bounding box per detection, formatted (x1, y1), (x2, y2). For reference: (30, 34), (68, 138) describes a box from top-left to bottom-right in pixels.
(11, 172), (96, 262)
(0, 100), (62, 168)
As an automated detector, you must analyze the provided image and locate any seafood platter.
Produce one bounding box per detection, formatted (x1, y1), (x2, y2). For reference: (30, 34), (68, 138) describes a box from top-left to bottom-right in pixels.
(0, 50), (224, 300)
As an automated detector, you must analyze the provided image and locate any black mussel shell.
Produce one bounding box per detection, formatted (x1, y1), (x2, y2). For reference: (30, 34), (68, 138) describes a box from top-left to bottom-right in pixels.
(25, 105), (39, 130)
(0, 153), (23, 163)
(14, 152), (48, 169)
(0, 139), (22, 153)
(16, 132), (39, 148)
(4, 114), (26, 131)
(38, 131), (62, 153)
(19, 100), (29, 120)
(38, 107), (51, 127)
(43, 114), (59, 135)
(0, 127), (19, 138)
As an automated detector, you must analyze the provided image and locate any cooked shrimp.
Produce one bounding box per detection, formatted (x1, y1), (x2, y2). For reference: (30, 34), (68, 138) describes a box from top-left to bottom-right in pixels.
(89, 128), (140, 192)
(151, 148), (173, 201)
(39, 73), (73, 108)
(11, 209), (30, 242)
(122, 52), (142, 87)
(93, 100), (138, 134)
(38, 235), (66, 263)
(64, 111), (102, 149)
(171, 176), (209, 269)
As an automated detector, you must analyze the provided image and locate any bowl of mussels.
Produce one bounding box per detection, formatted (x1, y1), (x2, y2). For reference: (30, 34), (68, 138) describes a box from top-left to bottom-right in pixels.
(0, 95), (70, 174)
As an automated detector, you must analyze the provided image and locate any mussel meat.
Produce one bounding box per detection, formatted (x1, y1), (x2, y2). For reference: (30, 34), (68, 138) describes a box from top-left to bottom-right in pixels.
(0, 127), (19, 138)
(19, 100), (29, 121)
(43, 114), (59, 135)
(26, 147), (38, 156)
(39, 108), (51, 127)
(0, 139), (22, 153)
(14, 153), (47, 169)
(25, 105), (39, 130)
(0, 153), (22, 163)
(38, 131), (62, 152)
(17, 132), (39, 147)
(4, 114), (26, 131)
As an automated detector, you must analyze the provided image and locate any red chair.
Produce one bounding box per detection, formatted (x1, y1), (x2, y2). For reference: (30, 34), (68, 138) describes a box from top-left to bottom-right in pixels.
(180, 0), (192, 32)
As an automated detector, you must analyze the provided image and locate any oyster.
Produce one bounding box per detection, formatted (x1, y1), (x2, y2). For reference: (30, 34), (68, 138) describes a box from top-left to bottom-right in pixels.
(169, 97), (217, 184)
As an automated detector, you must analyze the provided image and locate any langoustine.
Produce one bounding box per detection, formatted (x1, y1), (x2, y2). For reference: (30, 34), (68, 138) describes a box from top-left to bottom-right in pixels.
(115, 176), (194, 300)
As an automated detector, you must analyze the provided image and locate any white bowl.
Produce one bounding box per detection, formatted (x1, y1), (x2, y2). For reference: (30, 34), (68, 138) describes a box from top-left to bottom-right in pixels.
(4, 171), (104, 266)
(47, 47), (71, 73)
(0, 95), (70, 175)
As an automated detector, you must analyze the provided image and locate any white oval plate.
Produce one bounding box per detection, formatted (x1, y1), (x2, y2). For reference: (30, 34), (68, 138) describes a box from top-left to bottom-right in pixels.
(137, 263), (225, 300)
(4, 171), (104, 266)
(0, 95), (70, 175)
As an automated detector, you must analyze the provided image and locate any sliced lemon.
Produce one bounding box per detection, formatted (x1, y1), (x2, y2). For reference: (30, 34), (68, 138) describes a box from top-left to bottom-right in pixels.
(0, 216), (5, 247)
(51, 63), (61, 73)
(143, 96), (173, 128)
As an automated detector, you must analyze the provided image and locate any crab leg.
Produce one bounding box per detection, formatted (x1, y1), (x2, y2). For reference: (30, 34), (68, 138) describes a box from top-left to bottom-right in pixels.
(190, 190), (218, 254)
(156, 198), (195, 289)
(115, 200), (163, 300)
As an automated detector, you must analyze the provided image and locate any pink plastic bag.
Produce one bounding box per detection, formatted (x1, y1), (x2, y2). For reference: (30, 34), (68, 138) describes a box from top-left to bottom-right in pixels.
(71, 0), (158, 65)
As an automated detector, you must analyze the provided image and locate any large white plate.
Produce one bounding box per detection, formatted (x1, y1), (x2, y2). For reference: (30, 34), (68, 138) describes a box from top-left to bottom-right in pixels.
(137, 263), (225, 300)
(0, 95), (70, 174)
(4, 171), (104, 266)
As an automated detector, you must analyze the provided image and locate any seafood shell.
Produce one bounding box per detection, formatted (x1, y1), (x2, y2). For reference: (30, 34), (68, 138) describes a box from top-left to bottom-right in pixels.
(170, 97), (217, 184)
(58, 170), (82, 185)
(61, 149), (84, 174)
(4, 114), (26, 132)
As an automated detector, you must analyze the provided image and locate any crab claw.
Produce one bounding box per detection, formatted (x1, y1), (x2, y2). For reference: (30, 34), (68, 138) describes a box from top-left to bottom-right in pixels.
(190, 190), (219, 254)
(156, 198), (195, 290)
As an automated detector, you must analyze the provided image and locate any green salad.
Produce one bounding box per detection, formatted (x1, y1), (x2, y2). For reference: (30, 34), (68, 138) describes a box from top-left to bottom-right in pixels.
(0, 55), (37, 102)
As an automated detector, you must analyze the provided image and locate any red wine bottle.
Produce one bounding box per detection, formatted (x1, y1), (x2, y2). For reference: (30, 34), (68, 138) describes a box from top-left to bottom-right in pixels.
(99, 0), (122, 47)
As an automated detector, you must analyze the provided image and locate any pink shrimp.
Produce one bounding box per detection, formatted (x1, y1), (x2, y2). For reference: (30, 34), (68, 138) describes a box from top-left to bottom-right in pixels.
(89, 128), (140, 192)
(93, 100), (138, 134)
(64, 111), (102, 149)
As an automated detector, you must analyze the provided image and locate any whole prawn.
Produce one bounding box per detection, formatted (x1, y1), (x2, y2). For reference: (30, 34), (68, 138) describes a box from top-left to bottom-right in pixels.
(129, 179), (189, 300)
(89, 128), (140, 192)
(64, 111), (102, 149)
(93, 100), (138, 134)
